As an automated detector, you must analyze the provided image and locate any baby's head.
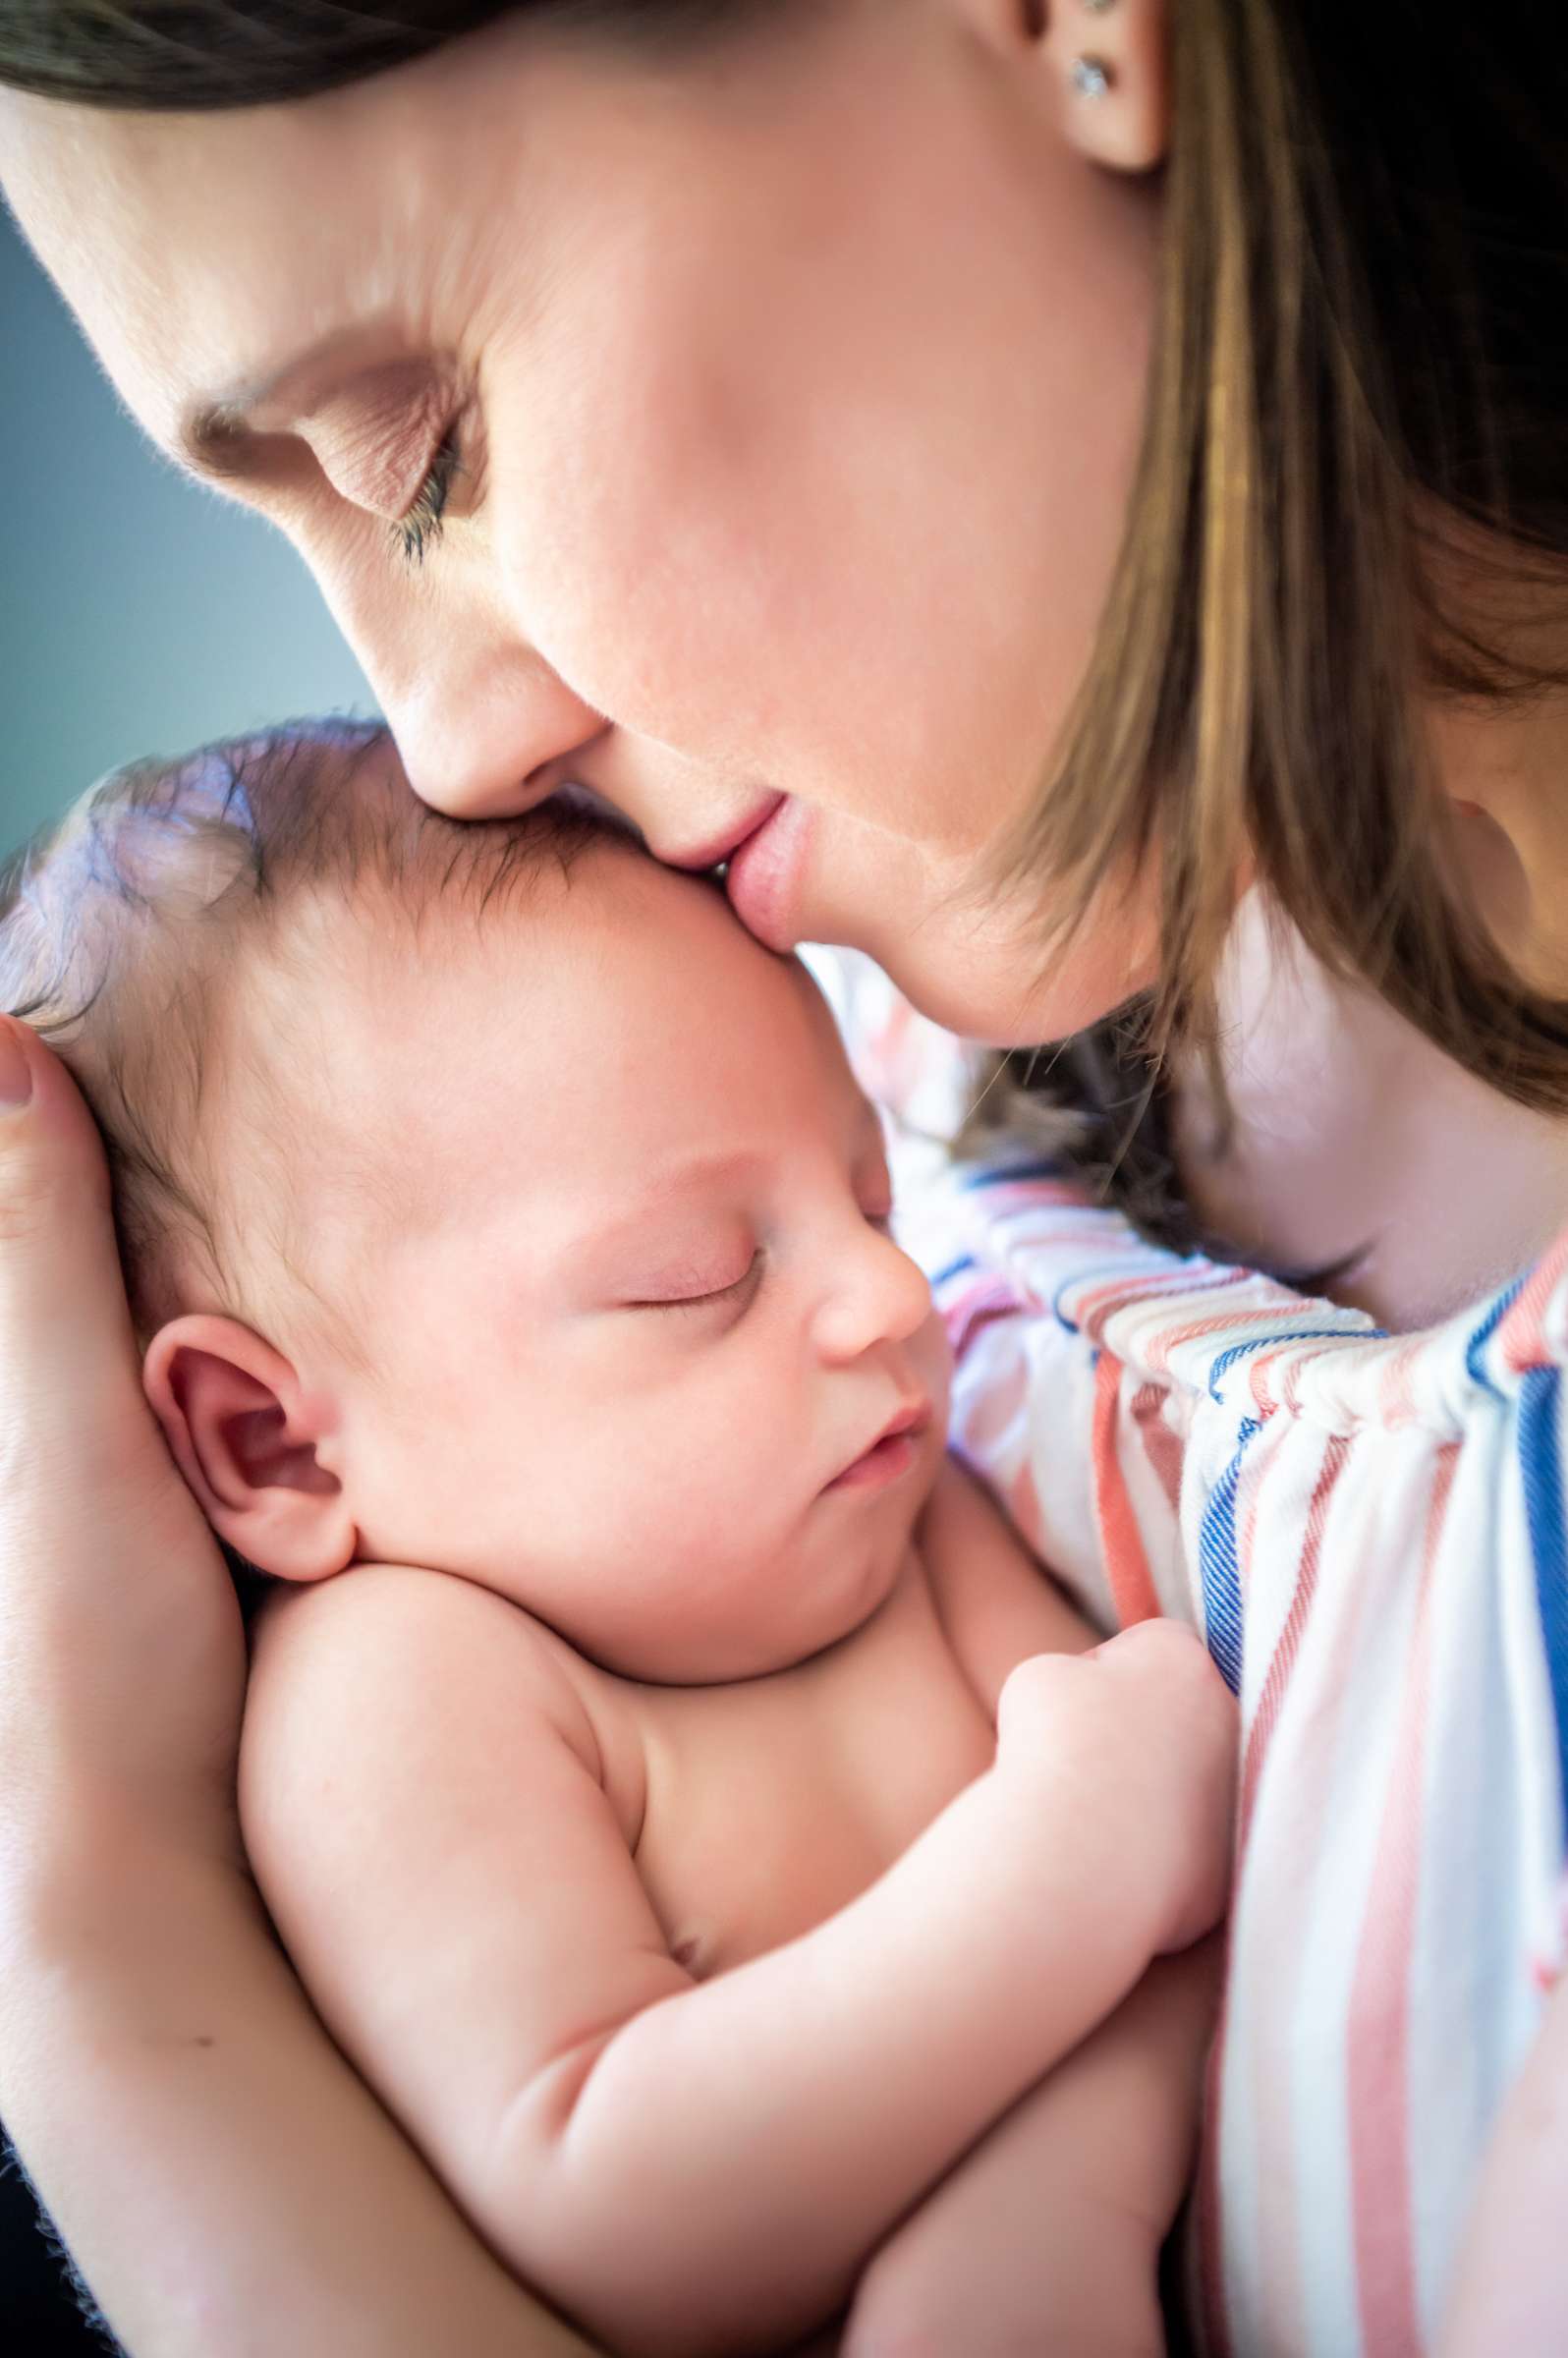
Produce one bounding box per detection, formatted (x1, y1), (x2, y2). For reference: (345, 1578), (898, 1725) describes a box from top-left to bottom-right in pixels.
(4, 723), (948, 1679)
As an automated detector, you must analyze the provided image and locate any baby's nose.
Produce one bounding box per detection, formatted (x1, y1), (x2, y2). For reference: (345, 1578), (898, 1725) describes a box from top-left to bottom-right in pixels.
(813, 1228), (933, 1363)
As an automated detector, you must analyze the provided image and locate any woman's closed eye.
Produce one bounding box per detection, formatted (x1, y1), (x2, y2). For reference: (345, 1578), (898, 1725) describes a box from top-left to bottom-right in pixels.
(394, 433), (463, 566)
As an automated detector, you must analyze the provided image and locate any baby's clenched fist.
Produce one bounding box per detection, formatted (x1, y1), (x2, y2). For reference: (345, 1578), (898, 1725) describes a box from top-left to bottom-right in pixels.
(994, 1621), (1237, 1955)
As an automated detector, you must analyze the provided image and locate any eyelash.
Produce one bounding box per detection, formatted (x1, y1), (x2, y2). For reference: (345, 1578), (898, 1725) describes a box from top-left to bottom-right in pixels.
(641, 1251), (762, 1315)
(637, 1189), (887, 1316)
(393, 435), (462, 567)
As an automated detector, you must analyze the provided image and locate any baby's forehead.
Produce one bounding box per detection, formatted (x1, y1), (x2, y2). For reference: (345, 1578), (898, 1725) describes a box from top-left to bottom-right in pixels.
(325, 832), (823, 1053)
(283, 842), (859, 1227)
(220, 830), (883, 1372)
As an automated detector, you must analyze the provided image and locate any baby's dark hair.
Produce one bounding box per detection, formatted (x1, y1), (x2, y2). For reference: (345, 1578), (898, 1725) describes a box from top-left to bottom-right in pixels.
(0, 716), (623, 1335)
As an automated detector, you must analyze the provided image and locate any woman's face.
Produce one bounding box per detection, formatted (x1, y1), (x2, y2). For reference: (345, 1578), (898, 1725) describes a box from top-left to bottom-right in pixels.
(2, 0), (1163, 1042)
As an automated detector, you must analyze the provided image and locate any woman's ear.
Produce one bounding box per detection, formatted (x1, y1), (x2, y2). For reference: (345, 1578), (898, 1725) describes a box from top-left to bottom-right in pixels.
(143, 1316), (358, 1584)
(944, 2), (1172, 174)
(1036, 0), (1171, 176)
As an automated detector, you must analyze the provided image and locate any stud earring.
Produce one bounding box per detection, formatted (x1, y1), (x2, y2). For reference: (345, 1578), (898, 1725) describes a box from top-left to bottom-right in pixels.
(1070, 54), (1114, 98)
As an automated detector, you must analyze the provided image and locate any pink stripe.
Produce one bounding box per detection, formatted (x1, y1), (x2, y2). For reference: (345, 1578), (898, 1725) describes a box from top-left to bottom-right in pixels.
(1142, 1302), (1313, 1380)
(1498, 1241), (1568, 1374)
(974, 1179), (1097, 1222)
(1130, 1377), (1185, 1520)
(1346, 1444), (1456, 2358)
(1239, 1438), (1348, 1866)
(941, 1276), (1021, 1363)
(1067, 1263), (1252, 1348)
(1376, 1336), (1422, 1428)
(1092, 1350), (1162, 1627)
(1236, 1396), (1267, 1602)
(1247, 1350), (1280, 1421)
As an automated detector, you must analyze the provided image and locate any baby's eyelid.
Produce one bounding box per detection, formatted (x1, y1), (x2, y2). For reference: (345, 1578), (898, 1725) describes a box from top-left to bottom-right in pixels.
(633, 1248), (763, 1313)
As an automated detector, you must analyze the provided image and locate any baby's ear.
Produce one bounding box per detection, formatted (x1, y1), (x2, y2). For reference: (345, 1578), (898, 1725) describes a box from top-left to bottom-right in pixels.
(143, 1316), (357, 1584)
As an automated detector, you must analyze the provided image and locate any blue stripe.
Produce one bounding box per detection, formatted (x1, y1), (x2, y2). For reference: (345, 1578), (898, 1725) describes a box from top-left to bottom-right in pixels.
(930, 1254), (977, 1290)
(1198, 1415), (1257, 1696)
(1466, 1273), (1527, 1401)
(1204, 1326), (1373, 1405)
(1518, 1367), (1568, 1849)
(959, 1156), (1067, 1192)
(1050, 1258), (1156, 1333)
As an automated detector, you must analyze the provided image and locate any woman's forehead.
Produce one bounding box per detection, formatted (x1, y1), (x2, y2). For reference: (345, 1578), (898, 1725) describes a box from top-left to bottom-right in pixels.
(0, 4), (905, 443)
(0, 28), (553, 450)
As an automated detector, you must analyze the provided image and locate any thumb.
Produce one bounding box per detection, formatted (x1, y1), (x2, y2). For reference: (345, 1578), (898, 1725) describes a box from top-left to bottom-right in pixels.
(0, 1018), (147, 1451)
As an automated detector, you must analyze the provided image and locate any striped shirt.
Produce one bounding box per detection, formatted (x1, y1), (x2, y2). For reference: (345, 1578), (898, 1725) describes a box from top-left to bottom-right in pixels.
(811, 948), (1568, 2358)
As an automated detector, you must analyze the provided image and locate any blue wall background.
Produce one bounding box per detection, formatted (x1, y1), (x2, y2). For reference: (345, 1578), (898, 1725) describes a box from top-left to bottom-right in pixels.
(1, 206), (373, 859)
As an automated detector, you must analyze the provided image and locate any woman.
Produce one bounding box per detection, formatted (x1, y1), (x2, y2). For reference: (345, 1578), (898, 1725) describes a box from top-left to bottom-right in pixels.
(0, 3), (1563, 2351)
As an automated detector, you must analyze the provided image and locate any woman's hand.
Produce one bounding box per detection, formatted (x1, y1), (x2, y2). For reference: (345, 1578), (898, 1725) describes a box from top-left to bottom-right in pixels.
(0, 1021), (247, 1887)
(0, 1021), (599, 2355)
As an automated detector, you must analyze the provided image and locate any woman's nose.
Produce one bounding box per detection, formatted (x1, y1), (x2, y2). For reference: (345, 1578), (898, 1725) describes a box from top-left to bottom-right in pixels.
(812, 1225), (933, 1365)
(385, 638), (609, 820)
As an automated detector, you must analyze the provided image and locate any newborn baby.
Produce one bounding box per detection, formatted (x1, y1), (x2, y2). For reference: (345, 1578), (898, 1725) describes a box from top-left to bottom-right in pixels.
(5, 721), (1235, 2357)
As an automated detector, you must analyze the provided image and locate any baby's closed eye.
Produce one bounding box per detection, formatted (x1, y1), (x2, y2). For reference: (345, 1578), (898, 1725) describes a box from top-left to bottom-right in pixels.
(625, 1248), (763, 1314)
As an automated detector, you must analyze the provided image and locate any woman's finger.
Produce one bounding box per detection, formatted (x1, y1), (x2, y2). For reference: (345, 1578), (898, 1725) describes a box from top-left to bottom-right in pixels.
(0, 1016), (247, 1855)
(0, 1018), (147, 1453)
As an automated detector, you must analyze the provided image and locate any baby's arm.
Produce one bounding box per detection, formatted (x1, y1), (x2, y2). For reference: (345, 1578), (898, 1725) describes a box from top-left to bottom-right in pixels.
(240, 1566), (1232, 2358)
(845, 1937), (1221, 2358)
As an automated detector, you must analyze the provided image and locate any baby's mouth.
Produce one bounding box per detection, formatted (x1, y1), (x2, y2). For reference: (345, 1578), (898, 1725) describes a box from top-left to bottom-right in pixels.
(823, 1400), (931, 1492)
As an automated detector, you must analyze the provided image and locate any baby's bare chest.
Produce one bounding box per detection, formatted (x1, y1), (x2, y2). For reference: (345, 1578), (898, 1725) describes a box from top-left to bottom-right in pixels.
(609, 1505), (1088, 1979)
(629, 1611), (991, 1977)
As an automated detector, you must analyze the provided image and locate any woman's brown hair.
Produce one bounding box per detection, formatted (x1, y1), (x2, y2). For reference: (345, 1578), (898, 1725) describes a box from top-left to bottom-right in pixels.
(4, 2), (1568, 1221)
(0, 3), (761, 108)
(1003, 0), (1568, 1228)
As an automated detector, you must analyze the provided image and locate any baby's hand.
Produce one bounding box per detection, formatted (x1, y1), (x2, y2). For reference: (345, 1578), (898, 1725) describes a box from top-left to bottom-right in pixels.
(994, 1621), (1237, 1955)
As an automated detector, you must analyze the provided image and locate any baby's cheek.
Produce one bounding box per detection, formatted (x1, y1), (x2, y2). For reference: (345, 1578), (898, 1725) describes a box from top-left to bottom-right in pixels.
(912, 1310), (955, 1422)
(654, 1421), (793, 1604)
(647, 1419), (759, 1544)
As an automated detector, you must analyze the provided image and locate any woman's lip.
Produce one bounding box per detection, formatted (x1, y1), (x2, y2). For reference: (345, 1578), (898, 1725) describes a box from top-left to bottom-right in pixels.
(725, 797), (812, 951)
(664, 794), (785, 874)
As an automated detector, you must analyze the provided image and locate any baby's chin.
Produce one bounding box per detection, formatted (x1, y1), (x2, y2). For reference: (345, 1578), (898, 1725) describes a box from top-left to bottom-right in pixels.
(566, 1476), (934, 1687)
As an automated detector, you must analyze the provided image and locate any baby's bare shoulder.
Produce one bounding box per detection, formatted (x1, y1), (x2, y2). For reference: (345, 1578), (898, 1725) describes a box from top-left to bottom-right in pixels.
(919, 1459), (1097, 1714)
(243, 1565), (623, 1806)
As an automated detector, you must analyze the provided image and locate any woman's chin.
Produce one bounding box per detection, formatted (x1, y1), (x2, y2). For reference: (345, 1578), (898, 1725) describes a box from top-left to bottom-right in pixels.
(857, 939), (1122, 1051)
